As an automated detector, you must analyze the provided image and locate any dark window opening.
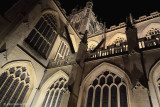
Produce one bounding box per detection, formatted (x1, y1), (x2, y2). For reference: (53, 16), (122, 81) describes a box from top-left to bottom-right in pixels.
(25, 13), (57, 59)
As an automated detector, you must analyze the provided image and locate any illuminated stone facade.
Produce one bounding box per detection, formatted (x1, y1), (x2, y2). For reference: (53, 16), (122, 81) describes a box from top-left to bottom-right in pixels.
(0, 0), (160, 107)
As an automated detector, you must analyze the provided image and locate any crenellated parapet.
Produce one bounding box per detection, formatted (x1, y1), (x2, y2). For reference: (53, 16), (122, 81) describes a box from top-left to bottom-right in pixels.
(106, 11), (160, 32)
(106, 22), (126, 32)
(134, 11), (160, 23)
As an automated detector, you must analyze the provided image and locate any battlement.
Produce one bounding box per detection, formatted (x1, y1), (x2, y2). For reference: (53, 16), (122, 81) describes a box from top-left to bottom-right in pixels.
(135, 11), (160, 23)
(106, 22), (126, 32)
(105, 11), (160, 32)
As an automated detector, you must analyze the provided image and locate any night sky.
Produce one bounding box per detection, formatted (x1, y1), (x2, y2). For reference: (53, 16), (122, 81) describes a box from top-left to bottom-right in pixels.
(0, 0), (159, 28)
(59, 0), (160, 28)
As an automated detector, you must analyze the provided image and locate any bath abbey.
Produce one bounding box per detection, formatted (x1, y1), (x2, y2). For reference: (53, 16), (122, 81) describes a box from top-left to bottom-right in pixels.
(1, 0), (160, 107)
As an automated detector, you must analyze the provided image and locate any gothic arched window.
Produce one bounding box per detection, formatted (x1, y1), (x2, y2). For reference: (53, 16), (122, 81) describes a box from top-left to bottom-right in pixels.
(42, 77), (68, 107)
(112, 37), (126, 46)
(146, 28), (160, 39)
(25, 13), (57, 59)
(86, 71), (128, 107)
(87, 41), (98, 51)
(0, 66), (30, 106)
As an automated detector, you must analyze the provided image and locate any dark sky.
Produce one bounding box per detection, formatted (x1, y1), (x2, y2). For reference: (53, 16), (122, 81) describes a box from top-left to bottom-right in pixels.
(0, 0), (159, 28)
(59, 0), (160, 28)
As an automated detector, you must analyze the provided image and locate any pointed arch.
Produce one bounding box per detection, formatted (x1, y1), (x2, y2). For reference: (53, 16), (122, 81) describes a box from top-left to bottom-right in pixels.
(81, 62), (131, 87)
(77, 62), (132, 107)
(41, 9), (61, 31)
(149, 60), (160, 107)
(88, 40), (98, 51)
(0, 60), (36, 106)
(25, 9), (60, 59)
(108, 33), (127, 46)
(35, 70), (69, 107)
(140, 23), (160, 38)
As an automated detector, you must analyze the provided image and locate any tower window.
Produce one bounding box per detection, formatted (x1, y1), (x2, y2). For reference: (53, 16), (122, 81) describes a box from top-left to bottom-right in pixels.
(25, 14), (57, 59)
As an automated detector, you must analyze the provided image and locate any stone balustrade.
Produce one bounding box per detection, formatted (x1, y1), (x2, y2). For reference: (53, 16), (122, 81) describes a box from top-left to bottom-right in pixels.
(88, 34), (160, 60)
(88, 42), (128, 59)
(138, 34), (160, 49)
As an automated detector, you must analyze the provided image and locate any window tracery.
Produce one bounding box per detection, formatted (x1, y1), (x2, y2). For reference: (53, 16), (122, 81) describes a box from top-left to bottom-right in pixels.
(145, 28), (160, 39)
(88, 44), (96, 51)
(25, 13), (57, 58)
(42, 77), (68, 107)
(86, 71), (128, 107)
(54, 41), (70, 60)
(0, 66), (30, 106)
(112, 37), (126, 46)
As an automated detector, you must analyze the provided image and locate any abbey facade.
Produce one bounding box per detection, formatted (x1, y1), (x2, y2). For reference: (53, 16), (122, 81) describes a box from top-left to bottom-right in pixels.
(0, 0), (160, 107)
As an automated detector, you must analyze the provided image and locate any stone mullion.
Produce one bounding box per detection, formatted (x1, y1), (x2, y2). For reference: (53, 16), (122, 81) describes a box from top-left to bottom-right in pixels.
(44, 16), (52, 27)
(32, 33), (41, 47)
(45, 21), (55, 43)
(61, 44), (66, 58)
(37, 25), (51, 51)
(17, 84), (30, 104)
(56, 90), (64, 107)
(44, 89), (55, 107)
(27, 29), (37, 44)
(53, 89), (61, 107)
(37, 38), (45, 51)
(41, 90), (49, 107)
(125, 84), (129, 107)
(55, 42), (62, 58)
(47, 15), (57, 30)
(108, 86), (111, 107)
(117, 85), (120, 107)
(36, 17), (45, 31)
(34, 28), (51, 46)
(44, 90), (51, 107)
(7, 78), (21, 105)
(60, 43), (64, 55)
(49, 31), (57, 44)
(14, 81), (25, 106)
(0, 72), (9, 90)
(49, 89), (59, 107)
(92, 87), (96, 107)
(41, 41), (51, 56)
(64, 47), (69, 57)
(100, 87), (103, 107)
(0, 76), (14, 104)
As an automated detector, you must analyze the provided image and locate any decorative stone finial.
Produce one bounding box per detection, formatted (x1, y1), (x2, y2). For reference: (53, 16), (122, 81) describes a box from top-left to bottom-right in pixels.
(86, 0), (93, 8)
(126, 13), (135, 30)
